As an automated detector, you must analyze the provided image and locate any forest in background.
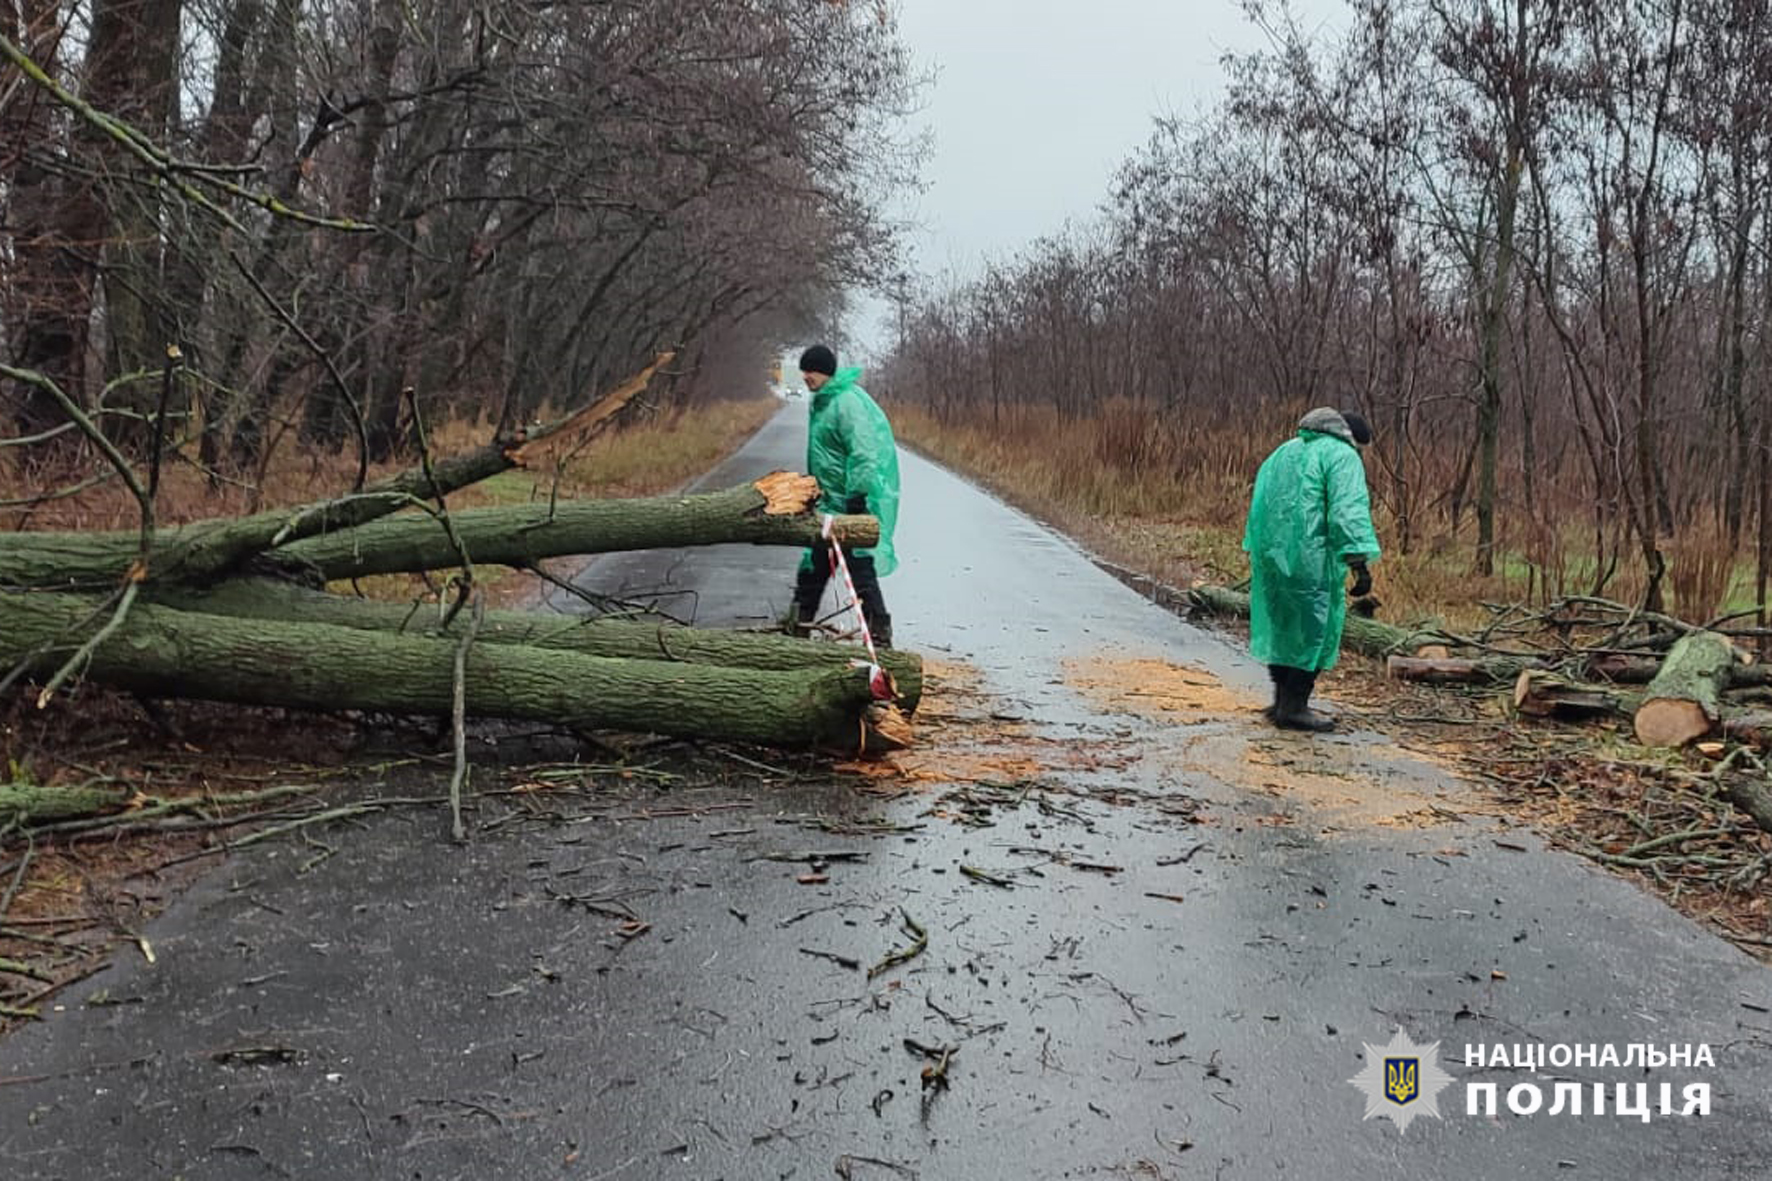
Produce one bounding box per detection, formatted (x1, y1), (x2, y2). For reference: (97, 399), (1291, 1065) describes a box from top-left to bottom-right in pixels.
(0, 0), (918, 524)
(881, 0), (1772, 626)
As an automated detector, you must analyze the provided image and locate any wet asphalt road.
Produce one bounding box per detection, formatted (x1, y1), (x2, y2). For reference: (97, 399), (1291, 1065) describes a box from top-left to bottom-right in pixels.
(3, 401), (1772, 1180)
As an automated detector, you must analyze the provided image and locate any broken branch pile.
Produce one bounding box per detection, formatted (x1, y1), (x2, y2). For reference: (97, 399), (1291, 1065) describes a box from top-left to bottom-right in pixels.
(1182, 583), (1772, 757)
(0, 361), (923, 806)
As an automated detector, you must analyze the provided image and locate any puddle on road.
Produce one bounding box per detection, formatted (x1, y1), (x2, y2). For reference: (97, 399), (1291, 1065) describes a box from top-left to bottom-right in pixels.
(1061, 652), (1490, 832)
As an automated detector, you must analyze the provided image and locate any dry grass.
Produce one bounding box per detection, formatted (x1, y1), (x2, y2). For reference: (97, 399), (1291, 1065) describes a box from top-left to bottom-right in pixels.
(1666, 512), (1742, 624)
(891, 402), (1760, 633)
(893, 402), (1513, 630)
(2, 397), (778, 534)
(429, 396), (780, 509)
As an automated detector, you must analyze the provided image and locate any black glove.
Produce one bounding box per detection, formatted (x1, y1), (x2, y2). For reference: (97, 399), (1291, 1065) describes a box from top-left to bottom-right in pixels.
(1347, 559), (1372, 598)
(844, 493), (869, 515)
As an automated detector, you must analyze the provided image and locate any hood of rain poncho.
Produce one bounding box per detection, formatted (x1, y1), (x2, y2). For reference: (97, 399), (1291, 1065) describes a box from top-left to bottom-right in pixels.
(1298, 406), (1359, 446)
(1240, 409), (1380, 672)
(802, 367), (901, 577)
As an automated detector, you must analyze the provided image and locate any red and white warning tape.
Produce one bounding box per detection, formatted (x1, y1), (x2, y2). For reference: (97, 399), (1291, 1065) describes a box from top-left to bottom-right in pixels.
(821, 513), (893, 701)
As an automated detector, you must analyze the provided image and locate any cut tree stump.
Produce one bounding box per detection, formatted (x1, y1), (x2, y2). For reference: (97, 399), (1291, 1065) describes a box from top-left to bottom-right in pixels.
(0, 592), (907, 755)
(1633, 631), (1739, 748)
(272, 475), (876, 581)
(162, 579), (923, 712)
(1513, 670), (1629, 720)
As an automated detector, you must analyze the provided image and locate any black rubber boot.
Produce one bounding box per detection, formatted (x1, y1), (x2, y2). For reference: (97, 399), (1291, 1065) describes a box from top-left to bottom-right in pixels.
(866, 611), (893, 650)
(788, 560), (829, 637)
(1273, 666), (1335, 732)
(1263, 665), (1285, 723)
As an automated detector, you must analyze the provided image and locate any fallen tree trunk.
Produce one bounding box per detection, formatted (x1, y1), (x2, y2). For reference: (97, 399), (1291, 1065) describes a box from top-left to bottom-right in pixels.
(1722, 710), (1772, 749)
(1387, 655), (1536, 685)
(272, 474), (876, 581)
(1585, 652), (1772, 691)
(1184, 584), (1440, 659)
(162, 579), (923, 712)
(0, 355), (674, 591)
(1, 592), (905, 754)
(1634, 631), (1739, 748)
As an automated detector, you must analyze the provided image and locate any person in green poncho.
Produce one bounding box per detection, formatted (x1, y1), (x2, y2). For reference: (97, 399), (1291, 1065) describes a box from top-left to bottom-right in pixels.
(1243, 407), (1381, 732)
(788, 344), (901, 648)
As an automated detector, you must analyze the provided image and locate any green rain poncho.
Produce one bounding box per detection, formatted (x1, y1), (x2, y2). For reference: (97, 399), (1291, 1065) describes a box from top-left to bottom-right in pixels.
(1242, 408), (1381, 672)
(802, 367), (901, 576)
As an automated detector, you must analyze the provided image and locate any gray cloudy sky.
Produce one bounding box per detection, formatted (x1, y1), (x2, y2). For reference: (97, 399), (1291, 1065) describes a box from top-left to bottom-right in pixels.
(842, 0), (1345, 362)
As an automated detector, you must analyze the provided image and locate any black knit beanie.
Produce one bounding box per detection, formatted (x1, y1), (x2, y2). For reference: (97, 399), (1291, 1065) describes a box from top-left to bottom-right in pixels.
(799, 345), (837, 376)
(1340, 409), (1373, 447)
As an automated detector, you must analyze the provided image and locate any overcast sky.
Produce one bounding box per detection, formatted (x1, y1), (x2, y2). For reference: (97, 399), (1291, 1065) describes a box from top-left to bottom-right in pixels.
(840, 0), (1346, 363)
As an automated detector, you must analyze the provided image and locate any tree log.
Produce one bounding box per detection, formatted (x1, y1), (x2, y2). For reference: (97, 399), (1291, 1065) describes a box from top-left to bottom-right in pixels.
(1184, 584), (1439, 659)
(1722, 711), (1772, 749)
(1585, 652), (1772, 690)
(1634, 631), (1739, 748)
(271, 475), (876, 581)
(162, 579), (923, 712)
(1720, 777), (1772, 836)
(0, 780), (131, 827)
(1387, 655), (1535, 685)
(0, 592), (906, 754)
(1513, 670), (1630, 720)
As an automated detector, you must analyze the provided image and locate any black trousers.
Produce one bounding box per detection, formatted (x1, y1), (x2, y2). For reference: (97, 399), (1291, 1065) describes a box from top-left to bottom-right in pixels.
(794, 540), (888, 630)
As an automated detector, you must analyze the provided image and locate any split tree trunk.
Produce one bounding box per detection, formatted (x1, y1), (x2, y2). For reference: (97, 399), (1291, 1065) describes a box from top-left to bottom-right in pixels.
(2, 592), (904, 754)
(163, 578), (923, 711)
(1634, 631), (1739, 748)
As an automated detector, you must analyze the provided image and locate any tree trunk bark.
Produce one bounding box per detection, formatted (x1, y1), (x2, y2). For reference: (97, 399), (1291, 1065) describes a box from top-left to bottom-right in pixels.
(0, 468), (863, 591)
(164, 578), (924, 712)
(0, 592), (904, 754)
(1585, 652), (1772, 689)
(1634, 631), (1738, 747)
(1386, 655), (1535, 685)
(1184, 584), (1437, 659)
(272, 477), (876, 582)
(1721, 711), (1772, 751)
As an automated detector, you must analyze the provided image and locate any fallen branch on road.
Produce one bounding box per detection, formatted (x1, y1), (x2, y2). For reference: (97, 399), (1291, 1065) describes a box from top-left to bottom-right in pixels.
(868, 910), (927, 979)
